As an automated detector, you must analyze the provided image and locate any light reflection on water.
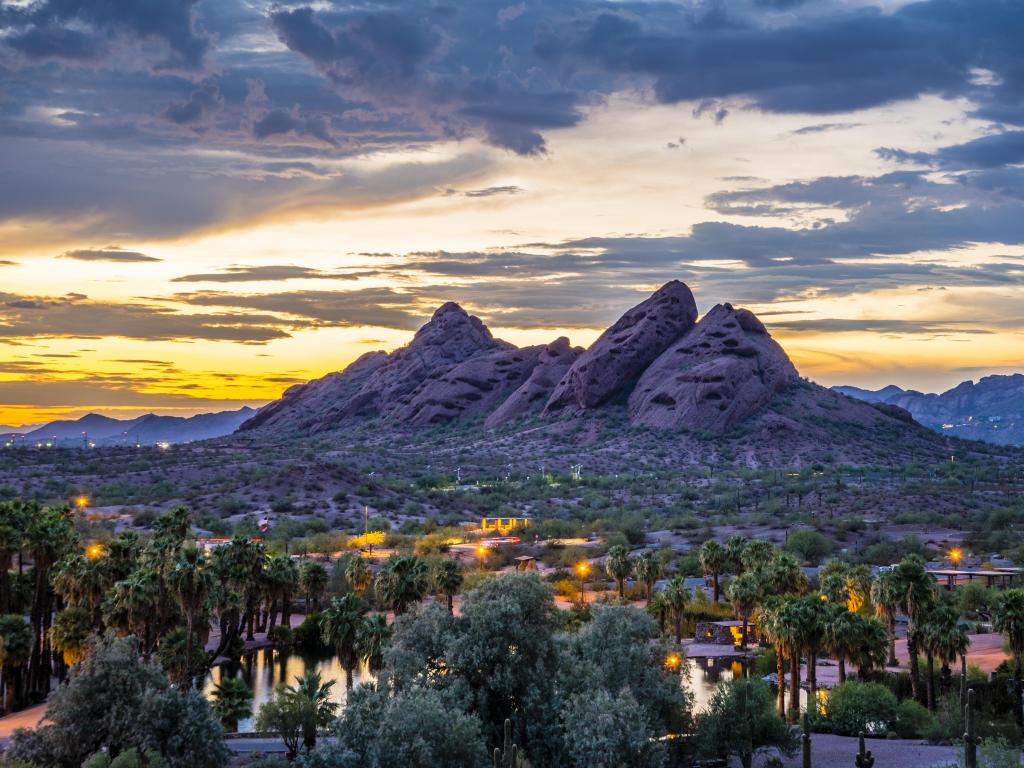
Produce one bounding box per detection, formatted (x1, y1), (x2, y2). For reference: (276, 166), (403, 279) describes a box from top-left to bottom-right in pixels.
(202, 649), (376, 733)
(204, 651), (814, 732)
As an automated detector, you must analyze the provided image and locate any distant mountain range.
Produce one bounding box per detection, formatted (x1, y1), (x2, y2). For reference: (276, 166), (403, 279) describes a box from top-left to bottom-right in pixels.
(834, 375), (1024, 446)
(237, 281), (966, 466)
(1, 407), (256, 447)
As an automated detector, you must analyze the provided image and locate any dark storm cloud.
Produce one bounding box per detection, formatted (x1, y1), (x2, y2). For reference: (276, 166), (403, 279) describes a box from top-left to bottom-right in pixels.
(59, 248), (160, 263)
(1, 0), (212, 72)
(879, 130), (1024, 169)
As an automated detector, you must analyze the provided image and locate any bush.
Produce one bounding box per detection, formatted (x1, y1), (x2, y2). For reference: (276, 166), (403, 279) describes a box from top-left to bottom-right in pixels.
(293, 614), (327, 653)
(824, 682), (898, 736)
(893, 699), (934, 738)
(269, 625), (294, 648)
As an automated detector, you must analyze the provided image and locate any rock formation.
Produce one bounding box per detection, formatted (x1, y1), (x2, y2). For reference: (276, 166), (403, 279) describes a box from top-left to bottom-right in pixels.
(543, 280), (698, 414)
(628, 303), (798, 432)
(485, 337), (583, 428)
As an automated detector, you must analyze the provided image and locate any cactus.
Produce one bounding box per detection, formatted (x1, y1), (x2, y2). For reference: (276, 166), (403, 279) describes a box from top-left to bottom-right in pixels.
(494, 718), (518, 768)
(855, 732), (874, 768)
(801, 711), (811, 768)
(963, 688), (981, 768)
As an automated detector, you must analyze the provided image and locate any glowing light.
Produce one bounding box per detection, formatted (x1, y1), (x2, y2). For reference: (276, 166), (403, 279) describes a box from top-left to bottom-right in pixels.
(664, 653), (681, 670)
(476, 544), (489, 557)
(950, 548), (962, 564)
(75, 496), (89, 509)
(576, 562), (590, 577)
(86, 544), (105, 559)
(820, 593), (828, 602)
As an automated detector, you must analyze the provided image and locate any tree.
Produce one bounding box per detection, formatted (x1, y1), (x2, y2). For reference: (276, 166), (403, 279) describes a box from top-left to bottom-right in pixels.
(661, 575), (689, 644)
(785, 529), (833, 565)
(299, 560), (328, 613)
(870, 568), (902, 667)
(758, 598), (792, 717)
(0, 614), (33, 712)
(265, 554), (299, 631)
(168, 547), (213, 689)
(257, 670), (338, 758)
(725, 535), (750, 575)
(321, 593), (366, 689)
(6, 636), (227, 768)
(50, 606), (92, 667)
(699, 540), (727, 602)
(0, 501), (27, 614)
(562, 689), (665, 768)
(633, 552), (662, 600)
(434, 559), (463, 613)
(791, 595), (828, 703)
(993, 588), (1024, 725)
(374, 556), (428, 615)
(335, 686), (488, 768)
(345, 555), (371, 594)
(105, 567), (160, 656)
(920, 603), (968, 711)
(824, 607), (887, 683)
(356, 614), (391, 674)
(605, 545), (633, 600)
(727, 572), (762, 650)
(209, 676), (253, 732)
(740, 540), (775, 574)
(893, 555), (937, 702)
(759, 552), (807, 597)
(696, 679), (797, 768)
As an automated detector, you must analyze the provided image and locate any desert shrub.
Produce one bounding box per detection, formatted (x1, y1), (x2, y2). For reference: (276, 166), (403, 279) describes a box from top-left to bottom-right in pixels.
(893, 698), (934, 738)
(824, 681), (898, 736)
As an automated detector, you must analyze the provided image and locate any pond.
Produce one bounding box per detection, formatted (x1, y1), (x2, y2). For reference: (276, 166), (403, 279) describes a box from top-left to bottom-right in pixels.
(203, 650), (816, 733)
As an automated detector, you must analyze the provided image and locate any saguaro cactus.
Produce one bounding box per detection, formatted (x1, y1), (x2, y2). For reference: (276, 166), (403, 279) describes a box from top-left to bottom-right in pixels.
(494, 718), (518, 768)
(802, 711), (811, 768)
(964, 688), (981, 768)
(855, 732), (874, 768)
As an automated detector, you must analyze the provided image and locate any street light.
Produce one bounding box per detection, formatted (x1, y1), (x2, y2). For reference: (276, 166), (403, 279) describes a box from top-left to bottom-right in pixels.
(664, 652), (681, 671)
(75, 496), (89, 510)
(86, 544), (104, 559)
(576, 561), (590, 603)
(950, 548), (962, 565)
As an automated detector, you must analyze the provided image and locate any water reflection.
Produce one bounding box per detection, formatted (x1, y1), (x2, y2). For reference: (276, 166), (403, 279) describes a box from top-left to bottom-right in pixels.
(202, 649), (376, 733)
(685, 657), (814, 714)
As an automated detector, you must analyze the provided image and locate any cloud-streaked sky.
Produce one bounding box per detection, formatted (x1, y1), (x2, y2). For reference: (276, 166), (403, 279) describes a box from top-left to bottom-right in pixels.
(1, 0), (1023, 425)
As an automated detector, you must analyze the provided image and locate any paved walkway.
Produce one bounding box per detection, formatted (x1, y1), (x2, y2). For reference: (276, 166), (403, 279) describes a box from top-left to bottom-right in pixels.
(743, 734), (962, 767)
(0, 703), (45, 742)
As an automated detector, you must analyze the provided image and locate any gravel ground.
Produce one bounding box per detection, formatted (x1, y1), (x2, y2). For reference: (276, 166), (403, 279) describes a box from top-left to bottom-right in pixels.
(740, 734), (964, 767)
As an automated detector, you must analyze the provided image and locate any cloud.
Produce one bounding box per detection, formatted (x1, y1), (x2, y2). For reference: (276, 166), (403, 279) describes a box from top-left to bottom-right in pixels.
(59, 247), (160, 263)
(0, 0), (213, 72)
(0, 292), (297, 343)
(162, 82), (223, 128)
(447, 185), (524, 198)
(793, 122), (863, 135)
(171, 265), (359, 283)
(0, 260), (16, 267)
(880, 130), (1024, 170)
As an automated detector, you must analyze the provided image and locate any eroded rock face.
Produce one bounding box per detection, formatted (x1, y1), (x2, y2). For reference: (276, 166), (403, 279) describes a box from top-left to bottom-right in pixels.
(335, 302), (509, 420)
(239, 350), (388, 431)
(543, 281), (698, 414)
(628, 303), (798, 432)
(395, 345), (545, 425)
(486, 337), (583, 428)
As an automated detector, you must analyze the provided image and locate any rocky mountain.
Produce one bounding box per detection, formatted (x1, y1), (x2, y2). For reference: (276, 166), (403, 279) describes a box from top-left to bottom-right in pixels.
(240, 281), (941, 464)
(8, 408), (255, 446)
(835, 375), (1024, 446)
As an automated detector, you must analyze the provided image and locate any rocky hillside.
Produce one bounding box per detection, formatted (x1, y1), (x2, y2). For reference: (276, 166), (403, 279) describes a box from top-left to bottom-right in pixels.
(835, 375), (1024, 446)
(239, 281), (960, 467)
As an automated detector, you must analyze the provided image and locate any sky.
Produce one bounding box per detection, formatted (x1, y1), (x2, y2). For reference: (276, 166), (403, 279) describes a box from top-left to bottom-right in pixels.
(1, 0), (1023, 426)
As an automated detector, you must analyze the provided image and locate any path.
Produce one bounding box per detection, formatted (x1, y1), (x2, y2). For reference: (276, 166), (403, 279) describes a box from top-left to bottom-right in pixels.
(744, 733), (963, 767)
(0, 703), (45, 742)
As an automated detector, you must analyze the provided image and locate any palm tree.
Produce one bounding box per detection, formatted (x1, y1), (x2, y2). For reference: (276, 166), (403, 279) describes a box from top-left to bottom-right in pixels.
(792, 595), (828, 706)
(299, 560), (328, 613)
(662, 575), (689, 644)
(320, 593), (365, 689)
(52, 552), (112, 627)
(921, 604), (968, 711)
(168, 547), (213, 689)
(757, 597), (791, 717)
(374, 555), (428, 615)
(647, 591), (669, 635)
(776, 598), (805, 721)
(850, 614), (890, 680)
(993, 588), (1024, 725)
(345, 554), (371, 594)
(824, 606), (886, 683)
(105, 567), (159, 654)
(699, 540), (728, 602)
(634, 552), (662, 600)
(740, 540), (775, 574)
(210, 676), (253, 732)
(292, 670), (339, 753)
(0, 614), (33, 713)
(265, 555), (299, 631)
(870, 568), (902, 667)
(49, 606), (92, 668)
(605, 545), (633, 600)
(760, 552), (808, 597)
(434, 559), (463, 613)
(356, 614), (391, 674)
(0, 501), (27, 614)
(727, 572), (762, 650)
(893, 555), (937, 702)
(725, 535), (750, 575)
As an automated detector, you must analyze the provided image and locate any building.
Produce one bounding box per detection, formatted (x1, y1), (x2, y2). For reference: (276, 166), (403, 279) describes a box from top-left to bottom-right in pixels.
(480, 516), (530, 534)
(694, 620), (759, 646)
